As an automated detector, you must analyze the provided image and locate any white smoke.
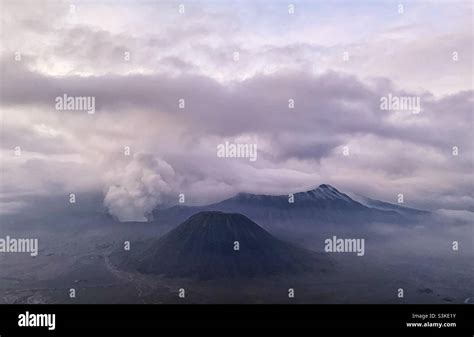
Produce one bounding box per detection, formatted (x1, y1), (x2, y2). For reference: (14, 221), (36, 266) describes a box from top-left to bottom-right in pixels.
(104, 153), (176, 222)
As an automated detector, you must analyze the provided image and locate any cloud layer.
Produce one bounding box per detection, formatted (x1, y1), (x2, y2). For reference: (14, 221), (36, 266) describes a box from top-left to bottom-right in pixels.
(1, 0), (472, 219)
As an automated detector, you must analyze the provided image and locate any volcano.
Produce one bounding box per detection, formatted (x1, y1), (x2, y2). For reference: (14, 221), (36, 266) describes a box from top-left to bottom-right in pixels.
(111, 211), (329, 280)
(148, 184), (427, 234)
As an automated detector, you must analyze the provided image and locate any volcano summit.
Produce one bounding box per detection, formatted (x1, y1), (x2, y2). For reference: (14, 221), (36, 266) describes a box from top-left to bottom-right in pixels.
(111, 211), (331, 280)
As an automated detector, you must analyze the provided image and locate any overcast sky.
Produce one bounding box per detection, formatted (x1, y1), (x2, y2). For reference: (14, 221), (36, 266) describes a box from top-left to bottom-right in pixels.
(0, 0), (472, 221)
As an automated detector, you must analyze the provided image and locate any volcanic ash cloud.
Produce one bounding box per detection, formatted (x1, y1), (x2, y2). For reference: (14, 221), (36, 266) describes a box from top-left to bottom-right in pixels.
(104, 153), (176, 222)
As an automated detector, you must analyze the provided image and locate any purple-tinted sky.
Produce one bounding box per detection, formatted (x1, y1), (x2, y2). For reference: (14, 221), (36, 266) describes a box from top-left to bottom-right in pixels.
(1, 0), (472, 221)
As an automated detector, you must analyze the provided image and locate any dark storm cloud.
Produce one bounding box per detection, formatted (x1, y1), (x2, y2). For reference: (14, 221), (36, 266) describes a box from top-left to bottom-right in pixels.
(2, 57), (471, 162)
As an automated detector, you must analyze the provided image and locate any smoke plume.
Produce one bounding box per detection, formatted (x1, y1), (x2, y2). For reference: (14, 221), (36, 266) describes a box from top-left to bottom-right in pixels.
(104, 153), (176, 221)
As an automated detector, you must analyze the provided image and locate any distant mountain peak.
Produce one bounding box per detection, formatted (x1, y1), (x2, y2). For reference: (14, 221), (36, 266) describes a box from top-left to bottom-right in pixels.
(300, 184), (354, 202)
(317, 183), (337, 190)
(225, 184), (357, 205)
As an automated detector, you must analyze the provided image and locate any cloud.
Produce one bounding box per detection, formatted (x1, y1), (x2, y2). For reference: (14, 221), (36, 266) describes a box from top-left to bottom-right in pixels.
(0, 0), (472, 217)
(1, 60), (472, 212)
(434, 209), (474, 224)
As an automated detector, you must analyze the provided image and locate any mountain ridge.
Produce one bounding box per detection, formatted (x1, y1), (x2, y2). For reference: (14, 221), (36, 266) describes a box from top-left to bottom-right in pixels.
(147, 184), (428, 231)
(228, 184), (365, 208)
